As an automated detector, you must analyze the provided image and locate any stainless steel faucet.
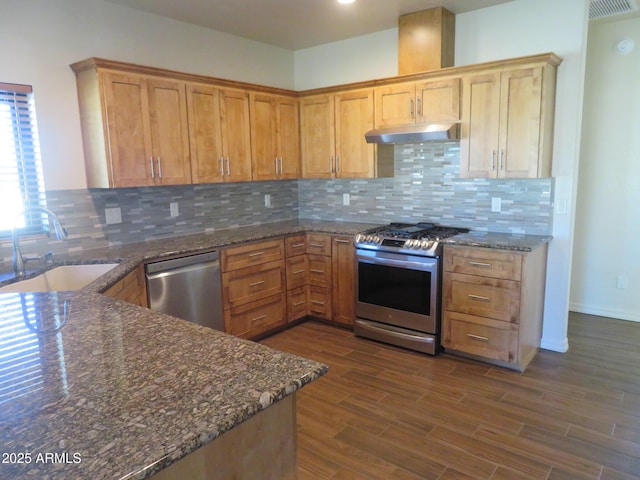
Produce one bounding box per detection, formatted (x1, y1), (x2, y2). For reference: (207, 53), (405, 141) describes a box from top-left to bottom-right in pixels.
(11, 207), (68, 277)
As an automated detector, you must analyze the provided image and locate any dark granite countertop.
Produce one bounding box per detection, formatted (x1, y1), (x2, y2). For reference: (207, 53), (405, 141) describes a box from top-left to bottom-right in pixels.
(442, 230), (552, 252)
(0, 219), (551, 479)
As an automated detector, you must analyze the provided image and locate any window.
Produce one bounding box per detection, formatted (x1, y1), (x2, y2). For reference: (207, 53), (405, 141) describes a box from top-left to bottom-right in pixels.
(0, 83), (47, 236)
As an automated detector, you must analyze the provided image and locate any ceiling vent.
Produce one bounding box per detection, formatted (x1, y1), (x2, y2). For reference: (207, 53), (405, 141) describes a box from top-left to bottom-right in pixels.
(589, 0), (638, 19)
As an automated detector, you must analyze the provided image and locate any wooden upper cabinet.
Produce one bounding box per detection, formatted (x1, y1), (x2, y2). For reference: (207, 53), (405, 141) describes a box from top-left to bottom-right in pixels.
(334, 89), (375, 178)
(220, 89), (253, 182)
(460, 63), (556, 179)
(100, 71), (154, 187)
(186, 83), (224, 184)
(375, 77), (460, 128)
(275, 96), (300, 179)
(250, 93), (300, 180)
(147, 78), (192, 185)
(300, 95), (335, 178)
(300, 89), (388, 179)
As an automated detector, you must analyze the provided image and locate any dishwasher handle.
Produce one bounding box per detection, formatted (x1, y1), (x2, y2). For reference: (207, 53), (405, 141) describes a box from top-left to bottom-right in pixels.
(145, 251), (219, 275)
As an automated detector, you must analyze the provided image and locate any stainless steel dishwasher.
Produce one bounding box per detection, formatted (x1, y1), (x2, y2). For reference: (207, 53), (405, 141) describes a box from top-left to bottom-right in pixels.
(145, 251), (224, 331)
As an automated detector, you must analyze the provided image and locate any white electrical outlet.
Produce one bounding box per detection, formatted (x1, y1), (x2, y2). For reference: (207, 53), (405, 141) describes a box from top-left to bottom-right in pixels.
(105, 207), (122, 225)
(343, 193), (350, 206)
(617, 275), (628, 290)
(264, 194), (271, 207)
(491, 197), (502, 213)
(555, 199), (568, 215)
(170, 202), (179, 217)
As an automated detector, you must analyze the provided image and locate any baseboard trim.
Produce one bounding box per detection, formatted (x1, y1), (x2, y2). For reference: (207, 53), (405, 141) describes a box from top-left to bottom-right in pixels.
(569, 303), (640, 323)
(540, 337), (569, 353)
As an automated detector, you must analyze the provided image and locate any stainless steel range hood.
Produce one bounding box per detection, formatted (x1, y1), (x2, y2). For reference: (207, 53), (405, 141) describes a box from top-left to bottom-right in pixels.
(365, 123), (460, 144)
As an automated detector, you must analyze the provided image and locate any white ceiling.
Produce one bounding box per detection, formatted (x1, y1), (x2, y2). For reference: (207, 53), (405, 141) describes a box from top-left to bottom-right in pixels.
(105, 0), (515, 50)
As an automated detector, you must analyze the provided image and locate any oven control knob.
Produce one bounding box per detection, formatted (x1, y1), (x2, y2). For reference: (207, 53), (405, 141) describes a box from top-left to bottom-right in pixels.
(354, 234), (363, 243)
(420, 240), (430, 250)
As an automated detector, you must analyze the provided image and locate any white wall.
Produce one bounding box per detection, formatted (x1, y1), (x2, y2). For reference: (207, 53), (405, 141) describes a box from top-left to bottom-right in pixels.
(0, 0), (294, 191)
(294, 0), (590, 352)
(571, 16), (640, 322)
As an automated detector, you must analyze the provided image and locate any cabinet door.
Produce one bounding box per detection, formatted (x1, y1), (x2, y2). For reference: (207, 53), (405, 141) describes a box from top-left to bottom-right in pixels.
(220, 89), (252, 182)
(460, 72), (501, 178)
(498, 67), (544, 178)
(101, 71), (154, 187)
(334, 89), (375, 178)
(147, 78), (192, 185)
(186, 83), (224, 184)
(276, 97), (300, 179)
(300, 95), (335, 178)
(250, 93), (278, 181)
(331, 236), (355, 326)
(374, 82), (415, 127)
(415, 78), (461, 124)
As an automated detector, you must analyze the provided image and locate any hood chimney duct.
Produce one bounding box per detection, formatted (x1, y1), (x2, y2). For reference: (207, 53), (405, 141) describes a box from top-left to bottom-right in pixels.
(398, 7), (455, 75)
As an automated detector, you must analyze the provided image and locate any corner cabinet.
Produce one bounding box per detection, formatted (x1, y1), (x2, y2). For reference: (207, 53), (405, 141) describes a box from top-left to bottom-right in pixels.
(441, 244), (548, 371)
(250, 93), (300, 180)
(459, 57), (560, 179)
(300, 89), (392, 179)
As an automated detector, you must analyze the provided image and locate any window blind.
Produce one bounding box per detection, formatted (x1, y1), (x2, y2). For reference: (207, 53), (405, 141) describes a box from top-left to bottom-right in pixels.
(0, 82), (47, 236)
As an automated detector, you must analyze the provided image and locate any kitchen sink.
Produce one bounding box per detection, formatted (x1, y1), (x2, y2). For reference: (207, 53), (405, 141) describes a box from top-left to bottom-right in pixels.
(0, 264), (120, 293)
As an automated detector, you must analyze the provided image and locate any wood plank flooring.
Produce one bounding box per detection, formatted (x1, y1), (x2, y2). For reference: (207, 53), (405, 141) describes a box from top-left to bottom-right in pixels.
(260, 312), (640, 480)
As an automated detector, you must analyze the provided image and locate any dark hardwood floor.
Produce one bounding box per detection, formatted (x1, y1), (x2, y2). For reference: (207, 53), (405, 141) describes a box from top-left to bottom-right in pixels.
(260, 312), (640, 480)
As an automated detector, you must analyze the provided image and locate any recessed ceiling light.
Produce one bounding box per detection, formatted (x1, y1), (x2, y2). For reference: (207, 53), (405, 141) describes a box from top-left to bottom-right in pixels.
(337, 0), (356, 4)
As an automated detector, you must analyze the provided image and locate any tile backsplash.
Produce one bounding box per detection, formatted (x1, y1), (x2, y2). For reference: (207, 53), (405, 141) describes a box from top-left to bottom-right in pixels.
(299, 142), (554, 234)
(0, 142), (553, 271)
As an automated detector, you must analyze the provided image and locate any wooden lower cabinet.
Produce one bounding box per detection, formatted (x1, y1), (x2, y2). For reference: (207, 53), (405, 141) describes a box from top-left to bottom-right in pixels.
(442, 244), (548, 371)
(151, 394), (297, 480)
(221, 239), (286, 339)
(284, 233), (356, 326)
(103, 265), (148, 308)
(223, 293), (286, 338)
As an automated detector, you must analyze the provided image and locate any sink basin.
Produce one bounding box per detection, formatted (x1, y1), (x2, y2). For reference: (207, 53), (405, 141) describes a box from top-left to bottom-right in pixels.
(0, 264), (120, 293)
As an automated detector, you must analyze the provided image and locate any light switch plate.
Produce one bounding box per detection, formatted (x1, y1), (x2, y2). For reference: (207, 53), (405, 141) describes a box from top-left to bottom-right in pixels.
(343, 193), (350, 206)
(264, 194), (271, 207)
(170, 202), (179, 217)
(491, 197), (501, 213)
(105, 207), (122, 225)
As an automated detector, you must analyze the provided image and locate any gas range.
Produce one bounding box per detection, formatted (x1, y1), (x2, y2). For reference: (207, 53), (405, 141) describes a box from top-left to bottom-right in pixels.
(354, 222), (468, 257)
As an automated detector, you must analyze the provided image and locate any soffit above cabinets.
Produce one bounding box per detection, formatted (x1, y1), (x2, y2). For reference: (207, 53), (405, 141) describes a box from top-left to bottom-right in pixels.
(104, 0), (514, 50)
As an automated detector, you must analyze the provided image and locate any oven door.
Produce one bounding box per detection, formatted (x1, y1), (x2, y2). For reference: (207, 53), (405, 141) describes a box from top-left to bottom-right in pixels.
(355, 248), (438, 333)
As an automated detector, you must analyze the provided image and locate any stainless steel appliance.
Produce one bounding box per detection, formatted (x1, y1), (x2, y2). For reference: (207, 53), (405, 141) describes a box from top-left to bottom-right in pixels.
(145, 251), (224, 331)
(354, 223), (467, 354)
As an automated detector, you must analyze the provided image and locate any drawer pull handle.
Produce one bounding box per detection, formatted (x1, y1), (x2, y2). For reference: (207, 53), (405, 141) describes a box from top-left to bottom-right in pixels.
(290, 243), (305, 248)
(469, 261), (492, 268)
(467, 333), (489, 342)
(334, 239), (350, 244)
(309, 269), (325, 274)
(248, 251), (265, 257)
(311, 300), (325, 305)
(309, 243), (325, 248)
(251, 314), (267, 323)
(293, 300), (306, 306)
(293, 269), (305, 275)
(249, 280), (266, 287)
(468, 294), (491, 302)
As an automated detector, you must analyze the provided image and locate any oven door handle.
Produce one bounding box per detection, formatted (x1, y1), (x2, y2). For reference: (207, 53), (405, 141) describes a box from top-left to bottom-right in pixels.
(357, 253), (437, 272)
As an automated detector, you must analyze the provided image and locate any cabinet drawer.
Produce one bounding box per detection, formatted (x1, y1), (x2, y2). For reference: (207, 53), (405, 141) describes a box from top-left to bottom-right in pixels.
(221, 239), (284, 271)
(285, 235), (307, 257)
(224, 293), (286, 338)
(222, 260), (285, 308)
(307, 255), (331, 287)
(442, 311), (517, 363)
(104, 265), (148, 308)
(444, 246), (522, 281)
(306, 233), (331, 256)
(309, 286), (331, 320)
(287, 286), (308, 322)
(286, 255), (308, 290)
(444, 272), (520, 323)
